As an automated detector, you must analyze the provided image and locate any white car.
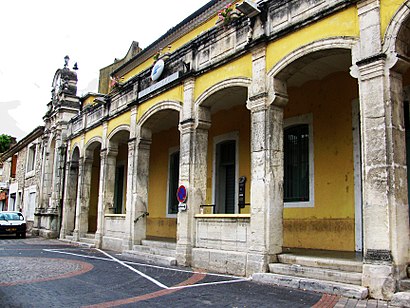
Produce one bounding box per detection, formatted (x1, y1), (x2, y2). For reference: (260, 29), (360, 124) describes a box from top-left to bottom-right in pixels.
(0, 211), (26, 238)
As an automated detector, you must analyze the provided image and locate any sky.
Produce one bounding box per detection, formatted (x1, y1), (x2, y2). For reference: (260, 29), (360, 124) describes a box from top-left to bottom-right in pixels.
(0, 0), (210, 140)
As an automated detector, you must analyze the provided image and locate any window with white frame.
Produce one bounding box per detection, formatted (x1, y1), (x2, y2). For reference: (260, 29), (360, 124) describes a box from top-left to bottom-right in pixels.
(26, 143), (37, 174)
(284, 114), (314, 208)
(213, 132), (239, 214)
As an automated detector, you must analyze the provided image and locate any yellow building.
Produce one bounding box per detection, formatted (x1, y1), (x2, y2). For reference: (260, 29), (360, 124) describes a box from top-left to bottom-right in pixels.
(30, 0), (410, 301)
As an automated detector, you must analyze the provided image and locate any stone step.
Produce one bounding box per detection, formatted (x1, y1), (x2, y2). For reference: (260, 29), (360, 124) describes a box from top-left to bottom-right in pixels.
(391, 292), (410, 307)
(141, 240), (176, 250)
(59, 238), (95, 248)
(79, 237), (96, 245)
(122, 250), (177, 266)
(64, 235), (74, 241)
(399, 278), (410, 292)
(278, 253), (363, 273)
(269, 263), (362, 285)
(132, 245), (176, 258)
(83, 233), (96, 239)
(252, 273), (368, 299)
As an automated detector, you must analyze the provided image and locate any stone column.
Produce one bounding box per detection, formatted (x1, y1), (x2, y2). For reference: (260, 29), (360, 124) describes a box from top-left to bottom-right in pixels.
(356, 0), (410, 299)
(176, 78), (210, 266)
(358, 55), (410, 299)
(132, 128), (151, 245)
(60, 140), (73, 239)
(95, 147), (118, 248)
(73, 155), (93, 240)
(123, 106), (138, 250)
(246, 45), (287, 275)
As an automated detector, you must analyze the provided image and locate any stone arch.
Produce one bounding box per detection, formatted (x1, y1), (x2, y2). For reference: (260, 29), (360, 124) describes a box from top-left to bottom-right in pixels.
(84, 137), (103, 158)
(267, 37), (358, 106)
(383, 1), (410, 55)
(107, 125), (130, 142)
(70, 144), (81, 161)
(268, 37), (358, 78)
(137, 100), (182, 128)
(195, 77), (251, 108)
(383, 1), (410, 72)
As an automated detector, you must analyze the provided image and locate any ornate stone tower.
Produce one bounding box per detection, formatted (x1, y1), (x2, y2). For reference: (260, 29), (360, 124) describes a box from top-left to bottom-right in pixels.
(33, 56), (81, 238)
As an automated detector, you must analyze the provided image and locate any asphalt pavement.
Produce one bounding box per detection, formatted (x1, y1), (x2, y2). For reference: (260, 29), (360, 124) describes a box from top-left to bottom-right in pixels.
(0, 236), (393, 307)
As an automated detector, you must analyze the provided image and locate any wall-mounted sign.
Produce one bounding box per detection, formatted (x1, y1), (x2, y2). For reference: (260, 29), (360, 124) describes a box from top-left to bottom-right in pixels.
(151, 59), (165, 81)
(138, 71), (180, 99)
(176, 185), (187, 203)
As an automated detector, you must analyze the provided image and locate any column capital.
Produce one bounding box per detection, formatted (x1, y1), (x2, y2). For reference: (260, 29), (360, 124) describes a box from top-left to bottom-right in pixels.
(247, 93), (268, 112)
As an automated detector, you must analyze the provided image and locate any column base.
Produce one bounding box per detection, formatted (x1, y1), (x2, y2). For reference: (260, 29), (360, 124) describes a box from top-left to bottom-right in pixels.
(246, 251), (270, 276)
(95, 232), (103, 249)
(176, 243), (193, 266)
(362, 263), (396, 300)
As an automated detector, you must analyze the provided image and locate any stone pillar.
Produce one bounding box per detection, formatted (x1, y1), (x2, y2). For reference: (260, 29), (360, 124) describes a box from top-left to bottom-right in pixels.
(176, 78), (210, 266)
(60, 140), (73, 239)
(73, 155), (93, 240)
(356, 0), (410, 299)
(123, 105), (138, 250)
(95, 147), (118, 248)
(246, 44), (287, 275)
(72, 158), (83, 241)
(358, 55), (410, 299)
(132, 128), (151, 245)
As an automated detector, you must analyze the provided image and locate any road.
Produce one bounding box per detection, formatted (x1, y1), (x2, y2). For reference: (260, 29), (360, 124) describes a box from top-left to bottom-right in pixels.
(0, 236), (374, 307)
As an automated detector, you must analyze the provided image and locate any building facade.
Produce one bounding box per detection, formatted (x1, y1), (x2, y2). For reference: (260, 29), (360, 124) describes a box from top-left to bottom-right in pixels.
(6, 0), (410, 301)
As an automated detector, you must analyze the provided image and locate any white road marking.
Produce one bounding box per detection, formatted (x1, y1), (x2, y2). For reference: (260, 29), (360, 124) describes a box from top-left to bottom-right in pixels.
(95, 248), (169, 289)
(43, 248), (249, 290)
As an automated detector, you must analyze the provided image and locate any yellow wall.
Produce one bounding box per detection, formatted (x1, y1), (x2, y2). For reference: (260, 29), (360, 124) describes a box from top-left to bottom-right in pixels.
(266, 6), (359, 73)
(107, 111), (131, 137)
(137, 86), (183, 122)
(84, 127), (103, 147)
(205, 104), (251, 212)
(147, 126), (179, 239)
(82, 96), (97, 108)
(194, 54), (252, 101)
(283, 72), (358, 251)
(380, 0), (404, 39)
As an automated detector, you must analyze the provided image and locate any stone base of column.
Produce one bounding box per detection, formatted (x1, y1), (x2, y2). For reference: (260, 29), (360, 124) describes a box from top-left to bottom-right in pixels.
(122, 235), (133, 251)
(95, 232), (103, 248)
(362, 263), (396, 300)
(72, 229), (80, 241)
(246, 252), (271, 276)
(38, 229), (59, 239)
(31, 228), (40, 236)
(176, 243), (192, 266)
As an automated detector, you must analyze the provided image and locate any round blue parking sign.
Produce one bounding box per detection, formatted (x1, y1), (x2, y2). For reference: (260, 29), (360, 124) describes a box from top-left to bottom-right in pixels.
(176, 185), (187, 203)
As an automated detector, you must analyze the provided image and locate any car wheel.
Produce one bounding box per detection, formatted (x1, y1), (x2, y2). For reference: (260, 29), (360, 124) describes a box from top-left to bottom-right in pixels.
(21, 233), (26, 238)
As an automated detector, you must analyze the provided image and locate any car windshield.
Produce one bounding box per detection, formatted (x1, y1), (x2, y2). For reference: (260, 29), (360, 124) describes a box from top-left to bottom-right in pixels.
(0, 213), (24, 221)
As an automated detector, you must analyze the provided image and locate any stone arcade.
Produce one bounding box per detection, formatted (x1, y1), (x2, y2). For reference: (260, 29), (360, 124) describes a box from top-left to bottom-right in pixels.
(2, 0), (410, 302)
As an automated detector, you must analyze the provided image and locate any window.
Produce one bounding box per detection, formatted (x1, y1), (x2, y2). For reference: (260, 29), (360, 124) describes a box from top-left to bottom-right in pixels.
(113, 164), (125, 214)
(26, 144), (36, 173)
(284, 114), (314, 208)
(167, 150), (180, 216)
(214, 136), (238, 214)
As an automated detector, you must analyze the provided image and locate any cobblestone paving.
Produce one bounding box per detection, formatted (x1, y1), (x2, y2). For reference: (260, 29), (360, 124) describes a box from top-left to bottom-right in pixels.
(0, 257), (93, 286)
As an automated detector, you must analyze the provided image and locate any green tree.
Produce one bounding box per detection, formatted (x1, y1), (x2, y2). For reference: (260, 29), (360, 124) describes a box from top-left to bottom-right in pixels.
(0, 134), (12, 153)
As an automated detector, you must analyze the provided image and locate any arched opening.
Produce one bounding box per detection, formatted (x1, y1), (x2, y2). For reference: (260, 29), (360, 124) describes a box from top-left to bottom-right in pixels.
(81, 141), (101, 235)
(107, 129), (130, 215)
(137, 104), (181, 241)
(272, 46), (360, 252)
(199, 85), (250, 214)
